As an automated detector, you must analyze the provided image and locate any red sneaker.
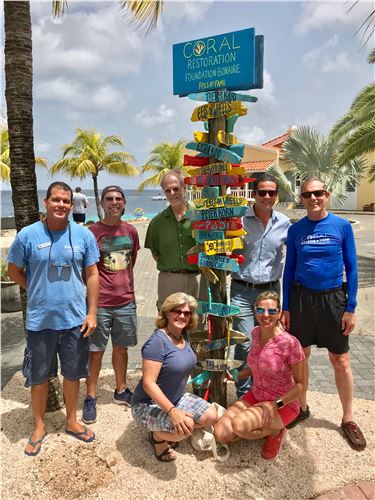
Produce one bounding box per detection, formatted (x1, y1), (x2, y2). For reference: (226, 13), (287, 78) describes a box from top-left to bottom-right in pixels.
(262, 428), (286, 460)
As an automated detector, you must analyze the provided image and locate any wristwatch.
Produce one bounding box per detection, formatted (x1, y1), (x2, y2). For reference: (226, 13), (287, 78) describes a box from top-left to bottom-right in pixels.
(275, 398), (284, 409)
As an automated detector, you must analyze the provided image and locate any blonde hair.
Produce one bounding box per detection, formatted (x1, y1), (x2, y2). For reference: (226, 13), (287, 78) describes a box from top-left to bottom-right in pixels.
(254, 290), (281, 310)
(156, 292), (198, 331)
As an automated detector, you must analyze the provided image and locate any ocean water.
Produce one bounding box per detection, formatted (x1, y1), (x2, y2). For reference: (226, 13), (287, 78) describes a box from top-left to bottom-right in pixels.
(1, 189), (168, 221)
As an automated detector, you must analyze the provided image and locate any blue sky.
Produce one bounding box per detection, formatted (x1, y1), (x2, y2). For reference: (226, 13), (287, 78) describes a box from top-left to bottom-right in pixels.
(1, 0), (374, 191)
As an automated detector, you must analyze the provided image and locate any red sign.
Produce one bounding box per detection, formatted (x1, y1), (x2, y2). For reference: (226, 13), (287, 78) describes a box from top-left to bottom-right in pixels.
(183, 155), (209, 166)
(184, 174), (255, 187)
(192, 219), (243, 231)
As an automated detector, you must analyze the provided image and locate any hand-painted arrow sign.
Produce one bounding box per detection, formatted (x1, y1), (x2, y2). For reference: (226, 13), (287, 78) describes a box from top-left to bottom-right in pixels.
(190, 328), (248, 344)
(201, 186), (220, 199)
(196, 359), (244, 371)
(188, 90), (258, 104)
(192, 334), (247, 354)
(187, 254), (244, 267)
(193, 230), (225, 243)
(193, 131), (209, 143)
(199, 265), (219, 284)
(204, 237), (244, 256)
(197, 301), (241, 317)
(218, 130), (238, 146)
(194, 195), (247, 210)
(186, 205), (247, 221)
(186, 142), (242, 164)
(192, 219), (243, 231)
(183, 154), (209, 166)
(226, 228), (247, 237)
(185, 175), (254, 188)
(186, 164), (245, 176)
(191, 101), (247, 122)
(226, 114), (239, 133)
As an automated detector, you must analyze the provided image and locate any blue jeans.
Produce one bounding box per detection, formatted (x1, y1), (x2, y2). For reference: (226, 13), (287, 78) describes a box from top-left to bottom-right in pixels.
(230, 279), (280, 398)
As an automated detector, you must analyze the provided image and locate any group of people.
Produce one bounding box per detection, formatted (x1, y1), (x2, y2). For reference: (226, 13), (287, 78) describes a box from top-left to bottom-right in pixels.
(7, 170), (366, 460)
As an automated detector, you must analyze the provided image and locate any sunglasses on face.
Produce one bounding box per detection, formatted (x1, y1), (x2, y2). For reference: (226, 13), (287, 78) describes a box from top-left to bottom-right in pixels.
(256, 190), (278, 197)
(171, 309), (192, 318)
(255, 307), (279, 315)
(300, 190), (327, 199)
(164, 187), (181, 195)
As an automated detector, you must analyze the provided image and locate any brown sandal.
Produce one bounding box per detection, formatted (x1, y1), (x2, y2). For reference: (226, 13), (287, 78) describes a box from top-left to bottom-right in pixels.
(148, 432), (176, 462)
(341, 421), (366, 450)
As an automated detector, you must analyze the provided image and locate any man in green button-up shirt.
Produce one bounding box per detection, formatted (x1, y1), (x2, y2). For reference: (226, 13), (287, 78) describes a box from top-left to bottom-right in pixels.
(145, 169), (199, 310)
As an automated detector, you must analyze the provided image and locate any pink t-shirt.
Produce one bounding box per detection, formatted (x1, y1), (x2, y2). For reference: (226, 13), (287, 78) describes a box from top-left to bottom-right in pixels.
(248, 326), (305, 413)
(89, 221), (140, 307)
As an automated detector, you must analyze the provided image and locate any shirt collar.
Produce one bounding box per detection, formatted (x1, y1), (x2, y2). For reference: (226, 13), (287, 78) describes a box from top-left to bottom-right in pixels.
(245, 205), (278, 222)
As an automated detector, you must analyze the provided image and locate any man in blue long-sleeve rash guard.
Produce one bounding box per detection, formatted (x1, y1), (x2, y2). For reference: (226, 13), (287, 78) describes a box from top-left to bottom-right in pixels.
(281, 177), (366, 451)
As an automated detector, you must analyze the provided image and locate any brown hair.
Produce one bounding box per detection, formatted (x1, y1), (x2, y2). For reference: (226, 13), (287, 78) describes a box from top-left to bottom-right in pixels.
(156, 292), (198, 331)
(300, 176), (327, 193)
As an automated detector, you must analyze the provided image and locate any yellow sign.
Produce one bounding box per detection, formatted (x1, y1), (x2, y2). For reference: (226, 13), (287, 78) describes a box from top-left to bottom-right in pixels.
(226, 228), (247, 237)
(186, 163), (245, 176)
(194, 195), (247, 210)
(204, 237), (243, 256)
(193, 131), (209, 143)
(218, 130), (238, 146)
(191, 101), (247, 122)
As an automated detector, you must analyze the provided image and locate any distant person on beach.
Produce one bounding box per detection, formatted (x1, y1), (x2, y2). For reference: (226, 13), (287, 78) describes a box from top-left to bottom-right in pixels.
(7, 181), (99, 456)
(281, 177), (366, 450)
(145, 170), (199, 310)
(82, 185), (140, 425)
(72, 187), (89, 223)
(131, 293), (217, 462)
(231, 174), (290, 398)
(214, 291), (306, 460)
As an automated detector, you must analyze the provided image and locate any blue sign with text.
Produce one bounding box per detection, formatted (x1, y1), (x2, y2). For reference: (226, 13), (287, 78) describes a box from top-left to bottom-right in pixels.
(173, 28), (263, 96)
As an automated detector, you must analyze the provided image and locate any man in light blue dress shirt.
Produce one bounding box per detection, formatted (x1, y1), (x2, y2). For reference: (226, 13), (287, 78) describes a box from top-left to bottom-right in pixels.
(231, 174), (291, 397)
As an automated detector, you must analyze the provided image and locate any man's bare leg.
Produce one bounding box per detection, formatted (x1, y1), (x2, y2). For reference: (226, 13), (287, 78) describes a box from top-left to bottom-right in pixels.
(64, 379), (94, 440)
(24, 382), (48, 454)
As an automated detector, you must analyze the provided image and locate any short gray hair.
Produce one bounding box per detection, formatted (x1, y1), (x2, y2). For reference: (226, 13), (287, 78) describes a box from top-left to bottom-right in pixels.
(160, 169), (185, 190)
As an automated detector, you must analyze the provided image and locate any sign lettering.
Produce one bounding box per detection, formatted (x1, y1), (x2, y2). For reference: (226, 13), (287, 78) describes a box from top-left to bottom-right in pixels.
(204, 237), (243, 256)
(188, 90), (258, 103)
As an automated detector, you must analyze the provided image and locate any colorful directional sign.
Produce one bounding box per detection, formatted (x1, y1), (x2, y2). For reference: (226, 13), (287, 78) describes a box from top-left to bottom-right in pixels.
(183, 154), (209, 166)
(197, 301), (241, 317)
(173, 28), (264, 95)
(185, 175), (254, 188)
(191, 101), (247, 122)
(196, 359), (243, 371)
(199, 265), (219, 284)
(188, 90), (258, 103)
(187, 244), (205, 255)
(198, 253), (239, 272)
(186, 164), (245, 176)
(193, 131), (209, 143)
(187, 205), (247, 221)
(192, 219), (243, 231)
(193, 230), (225, 243)
(226, 114), (239, 133)
(194, 194), (247, 210)
(218, 130), (238, 146)
(226, 228), (247, 237)
(186, 142), (242, 164)
(190, 328), (248, 344)
(204, 237), (243, 256)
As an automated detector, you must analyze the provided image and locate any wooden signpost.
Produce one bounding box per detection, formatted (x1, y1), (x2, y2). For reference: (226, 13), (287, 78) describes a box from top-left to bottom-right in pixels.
(188, 90), (258, 103)
(185, 175), (254, 188)
(185, 142), (242, 163)
(196, 359), (243, 371)
(191, 101), (247, 122)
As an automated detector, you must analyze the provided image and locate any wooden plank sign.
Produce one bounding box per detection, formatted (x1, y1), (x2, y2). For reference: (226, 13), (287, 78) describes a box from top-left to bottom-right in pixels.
(193, 230), (225, 243)
(190, 328), (248, 344)
(187, 253), (244, 269)
(183, 154), (209, 166)
(192, 219), (242, 231)
(226, 114), (239, 133)
(191, 101), (247, 122)
(226, 228), (247, 237)
(185, 175), (254, 188)
(201, 186), (219, 199)
(193, 131), (209, 143)
(188, 90), (258, 104)
(199, 265), (219, 284)
(194, 195), (247, 210)
(197, 301), (241, 317)
(218, 130), (238, 146)
(186, 164), (245, 176)
(187, 244), (205, 255)
(186, 205), (247, 221)
(196, 359), (243, 371)
(204, 237), (243, 256)
(186, 142), (242, 164)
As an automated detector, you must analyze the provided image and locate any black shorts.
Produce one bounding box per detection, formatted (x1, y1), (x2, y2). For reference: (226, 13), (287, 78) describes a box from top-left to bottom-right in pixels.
(73, 213), (86, 223)
(289, 282), (349, 354)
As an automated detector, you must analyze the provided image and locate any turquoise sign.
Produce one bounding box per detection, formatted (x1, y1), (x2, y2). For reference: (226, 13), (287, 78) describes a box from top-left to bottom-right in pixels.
(173, 28), (264, 96)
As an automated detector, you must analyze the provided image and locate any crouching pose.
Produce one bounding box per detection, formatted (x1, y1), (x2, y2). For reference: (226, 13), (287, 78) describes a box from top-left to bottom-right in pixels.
(214, 291), (307, 460)
(131, 293), (218, 462)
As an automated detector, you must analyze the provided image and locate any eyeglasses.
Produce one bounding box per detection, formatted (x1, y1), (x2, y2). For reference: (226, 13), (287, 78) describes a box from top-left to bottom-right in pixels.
(255, 307), (279, 315)
(171, 309), (192, 318)
(256, 190), (278, 197)
(164, 187), (181, 195)
(300, 190), (327, 199)
(104, 196), (124, 202)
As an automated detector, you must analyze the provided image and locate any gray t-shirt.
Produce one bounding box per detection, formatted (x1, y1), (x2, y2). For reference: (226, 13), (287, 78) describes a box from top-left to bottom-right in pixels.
(132, 329), (197, 405)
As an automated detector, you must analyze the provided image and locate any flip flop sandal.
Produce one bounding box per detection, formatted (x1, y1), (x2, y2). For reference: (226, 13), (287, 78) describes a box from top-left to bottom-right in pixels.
(65, 426), (96, 443)
(24, 433), (47, 457)
(169, 441), (179, 450)
(148, 432), (176, 462)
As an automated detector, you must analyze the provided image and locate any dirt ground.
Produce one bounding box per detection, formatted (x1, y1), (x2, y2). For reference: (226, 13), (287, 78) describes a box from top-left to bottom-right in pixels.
(1, 369), (374, 500)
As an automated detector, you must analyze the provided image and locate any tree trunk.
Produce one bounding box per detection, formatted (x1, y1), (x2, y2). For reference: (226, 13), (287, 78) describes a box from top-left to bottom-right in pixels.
(4, 0), (63, 412)
(92, 173), (103, 219)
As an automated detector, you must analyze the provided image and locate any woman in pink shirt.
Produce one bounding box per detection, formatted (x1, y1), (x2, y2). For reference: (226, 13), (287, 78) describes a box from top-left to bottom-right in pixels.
(214, 291), (307, 460)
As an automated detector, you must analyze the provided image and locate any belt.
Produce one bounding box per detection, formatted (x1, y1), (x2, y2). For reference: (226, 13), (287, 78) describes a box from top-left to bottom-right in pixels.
(232, 278), (278, 290)
(292, 282), (345, 294)
(165, 270), (198, 275)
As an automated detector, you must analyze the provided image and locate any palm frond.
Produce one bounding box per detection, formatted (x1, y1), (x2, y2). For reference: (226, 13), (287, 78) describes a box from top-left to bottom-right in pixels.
(337, 120), (375, 166)
(103, 162), (139, 176)
(120, 0), (164, 36)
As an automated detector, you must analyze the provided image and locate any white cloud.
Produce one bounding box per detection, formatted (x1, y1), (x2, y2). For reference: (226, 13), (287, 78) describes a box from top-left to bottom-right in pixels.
(163, 0), (214, 24)
(135, 104), (176, 128)
(322, 52), (358, 73)
(295, 2), (371, 35)
(35, 142), (51, 154)
(237, 126), (266, 145)
(303, 35), (338, 66)
(249, 69), (277, 108)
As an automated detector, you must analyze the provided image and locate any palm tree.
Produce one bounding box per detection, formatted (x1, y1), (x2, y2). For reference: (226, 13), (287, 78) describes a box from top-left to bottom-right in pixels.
(330, 49), (375, 182)
(1, 127), (48, 182)
(137, 140), (188, 191)
(4, 0), (163, 411)
(51, 128), (139, 218)
(268, 126), (366, 205)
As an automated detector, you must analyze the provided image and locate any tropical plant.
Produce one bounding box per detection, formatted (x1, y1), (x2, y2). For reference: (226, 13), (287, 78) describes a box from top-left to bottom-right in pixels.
(51, 128), (139, 218)
(137, 140), (188, 191)
(1, 127), (48, 182)
(330, 49), (375, 182)
(268, 126), (366, 205)
(4, 0), (163, 411)
(1, 258), (11, 282)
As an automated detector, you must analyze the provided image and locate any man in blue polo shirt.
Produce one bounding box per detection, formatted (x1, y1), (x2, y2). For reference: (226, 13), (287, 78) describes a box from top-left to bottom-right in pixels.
(231, 174), (291, 397)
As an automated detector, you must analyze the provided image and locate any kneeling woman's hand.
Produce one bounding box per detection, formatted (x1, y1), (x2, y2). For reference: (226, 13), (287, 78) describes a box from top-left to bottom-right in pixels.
(254, 401), (278, 429)
(169, 407), (194, 435)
